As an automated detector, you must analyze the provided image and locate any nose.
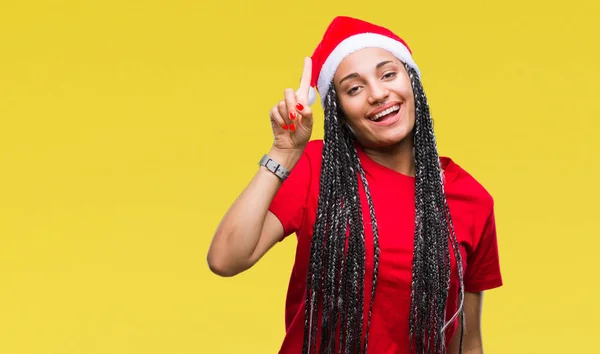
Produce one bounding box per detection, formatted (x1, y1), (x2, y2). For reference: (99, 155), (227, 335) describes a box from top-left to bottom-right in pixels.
(367, 80), (390, 105)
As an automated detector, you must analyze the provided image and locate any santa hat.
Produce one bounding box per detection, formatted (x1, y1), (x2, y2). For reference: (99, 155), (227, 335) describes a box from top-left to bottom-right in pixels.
(306, 16), (421, 107)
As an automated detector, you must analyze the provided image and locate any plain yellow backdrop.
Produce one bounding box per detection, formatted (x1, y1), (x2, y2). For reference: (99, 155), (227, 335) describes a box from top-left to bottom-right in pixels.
(1, 0), (598, 353)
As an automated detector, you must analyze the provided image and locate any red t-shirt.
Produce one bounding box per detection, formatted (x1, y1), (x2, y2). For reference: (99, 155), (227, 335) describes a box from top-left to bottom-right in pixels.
(268, 140), (503, 353)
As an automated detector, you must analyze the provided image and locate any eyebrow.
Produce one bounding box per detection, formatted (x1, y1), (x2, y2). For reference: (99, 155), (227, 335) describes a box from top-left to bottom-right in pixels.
(338, 60), (395, 86)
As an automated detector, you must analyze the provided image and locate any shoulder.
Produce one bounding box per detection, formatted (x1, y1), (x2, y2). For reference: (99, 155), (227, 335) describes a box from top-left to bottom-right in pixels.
(284, 140), (324, 181)
(303, 139), (324, 157)
(294, 139), (324, 171)
(441, 156), (494, 213)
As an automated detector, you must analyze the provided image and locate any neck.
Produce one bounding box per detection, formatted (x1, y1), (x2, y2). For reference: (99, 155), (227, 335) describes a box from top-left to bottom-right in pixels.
(362, 136), (416, 176)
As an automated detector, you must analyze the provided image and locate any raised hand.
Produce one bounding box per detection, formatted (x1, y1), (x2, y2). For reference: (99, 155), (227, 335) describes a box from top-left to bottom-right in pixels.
(269, 57), (314, 151)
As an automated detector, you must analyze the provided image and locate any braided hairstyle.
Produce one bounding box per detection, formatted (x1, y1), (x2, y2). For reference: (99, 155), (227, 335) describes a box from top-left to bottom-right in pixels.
(302, 63), (465, 354)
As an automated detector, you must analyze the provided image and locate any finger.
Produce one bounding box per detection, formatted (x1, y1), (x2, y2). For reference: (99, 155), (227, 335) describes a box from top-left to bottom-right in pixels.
(296, 103), (313, 130)
(277, 100), (293, 131)
(284, 88), (297, 131)
(270, 106), (288, 131)
(296, 57), (312, 103)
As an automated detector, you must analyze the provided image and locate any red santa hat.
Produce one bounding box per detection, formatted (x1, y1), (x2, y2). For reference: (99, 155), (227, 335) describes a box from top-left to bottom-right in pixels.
(307, 16), (421, 107)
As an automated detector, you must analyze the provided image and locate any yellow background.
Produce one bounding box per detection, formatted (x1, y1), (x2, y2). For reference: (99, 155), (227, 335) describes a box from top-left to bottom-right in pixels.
(1, 0), (598, 353)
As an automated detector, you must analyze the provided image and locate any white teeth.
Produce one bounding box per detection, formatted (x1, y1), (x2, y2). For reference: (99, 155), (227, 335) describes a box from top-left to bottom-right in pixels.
(371, 105), (400, 120)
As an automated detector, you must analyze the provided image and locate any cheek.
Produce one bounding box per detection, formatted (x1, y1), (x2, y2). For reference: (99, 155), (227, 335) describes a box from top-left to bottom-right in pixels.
(399, 84), (414, 102)
(394, 74), (414, 99)
(403, 94), (416, 120)
(407, 100), (415, 119)
(339, 99), (364, 124)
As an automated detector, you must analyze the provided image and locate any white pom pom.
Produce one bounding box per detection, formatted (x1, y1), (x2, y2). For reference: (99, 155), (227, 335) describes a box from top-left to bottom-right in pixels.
(308, 86), (317, 106)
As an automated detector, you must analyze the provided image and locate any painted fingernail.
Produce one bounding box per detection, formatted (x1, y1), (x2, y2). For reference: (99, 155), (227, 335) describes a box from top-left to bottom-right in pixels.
(289, 111), (296, 120)
(296, 103), (304, 111)
(290, 123), (296, 131)
(282, 123), (288, 130)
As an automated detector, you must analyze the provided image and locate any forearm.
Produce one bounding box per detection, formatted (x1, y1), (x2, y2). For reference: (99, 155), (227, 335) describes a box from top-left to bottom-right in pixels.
(207, 147), (302, 274)
(447, 292), (485, 354)
(448, 338), (483, 354)
(449, 347), (483, 354)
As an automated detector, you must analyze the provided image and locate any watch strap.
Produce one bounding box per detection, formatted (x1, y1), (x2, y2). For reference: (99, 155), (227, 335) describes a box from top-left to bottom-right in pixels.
(259, 154), (290, 181)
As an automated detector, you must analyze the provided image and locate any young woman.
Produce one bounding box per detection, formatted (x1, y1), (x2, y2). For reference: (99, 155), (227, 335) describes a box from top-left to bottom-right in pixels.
(207, 16), (503, 354)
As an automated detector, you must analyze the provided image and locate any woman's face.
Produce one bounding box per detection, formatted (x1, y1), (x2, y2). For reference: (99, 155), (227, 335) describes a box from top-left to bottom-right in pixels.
(333, 47), (416, 149)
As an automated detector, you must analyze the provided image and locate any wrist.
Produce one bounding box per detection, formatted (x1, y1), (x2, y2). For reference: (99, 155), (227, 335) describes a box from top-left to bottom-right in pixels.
(267, 145), (304, 170)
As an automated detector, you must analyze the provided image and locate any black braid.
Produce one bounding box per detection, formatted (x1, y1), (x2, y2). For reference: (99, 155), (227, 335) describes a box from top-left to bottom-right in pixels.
(302, 64), (464, 354)
(406, 63), (465, 354)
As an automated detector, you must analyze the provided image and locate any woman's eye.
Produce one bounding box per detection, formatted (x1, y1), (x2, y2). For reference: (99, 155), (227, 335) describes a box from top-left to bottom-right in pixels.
(347, 86), (360, 95)
(383, 72), (397, 80)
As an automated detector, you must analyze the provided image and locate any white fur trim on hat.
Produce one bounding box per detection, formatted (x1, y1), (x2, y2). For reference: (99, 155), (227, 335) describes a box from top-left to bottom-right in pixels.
(316, 33), (421, 106)
(308, 86), (317, 106)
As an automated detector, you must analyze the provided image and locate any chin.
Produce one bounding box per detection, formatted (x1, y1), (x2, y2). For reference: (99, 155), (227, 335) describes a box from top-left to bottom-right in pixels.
(361, 125), (415, 150)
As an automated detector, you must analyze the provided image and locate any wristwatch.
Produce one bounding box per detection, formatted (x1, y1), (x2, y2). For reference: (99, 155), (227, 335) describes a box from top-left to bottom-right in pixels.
(259, 154), (291, 181)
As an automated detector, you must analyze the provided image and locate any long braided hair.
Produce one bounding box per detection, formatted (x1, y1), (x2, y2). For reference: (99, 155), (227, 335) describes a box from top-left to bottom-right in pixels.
(302, 63), (465, 354)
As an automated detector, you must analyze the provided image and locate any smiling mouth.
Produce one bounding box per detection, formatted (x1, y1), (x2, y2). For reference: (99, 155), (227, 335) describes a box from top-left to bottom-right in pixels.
(368, 104), (401, 122)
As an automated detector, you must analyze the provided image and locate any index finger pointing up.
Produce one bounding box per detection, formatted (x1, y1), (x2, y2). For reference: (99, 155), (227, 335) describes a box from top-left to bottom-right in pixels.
(296, 57), (312, 103)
